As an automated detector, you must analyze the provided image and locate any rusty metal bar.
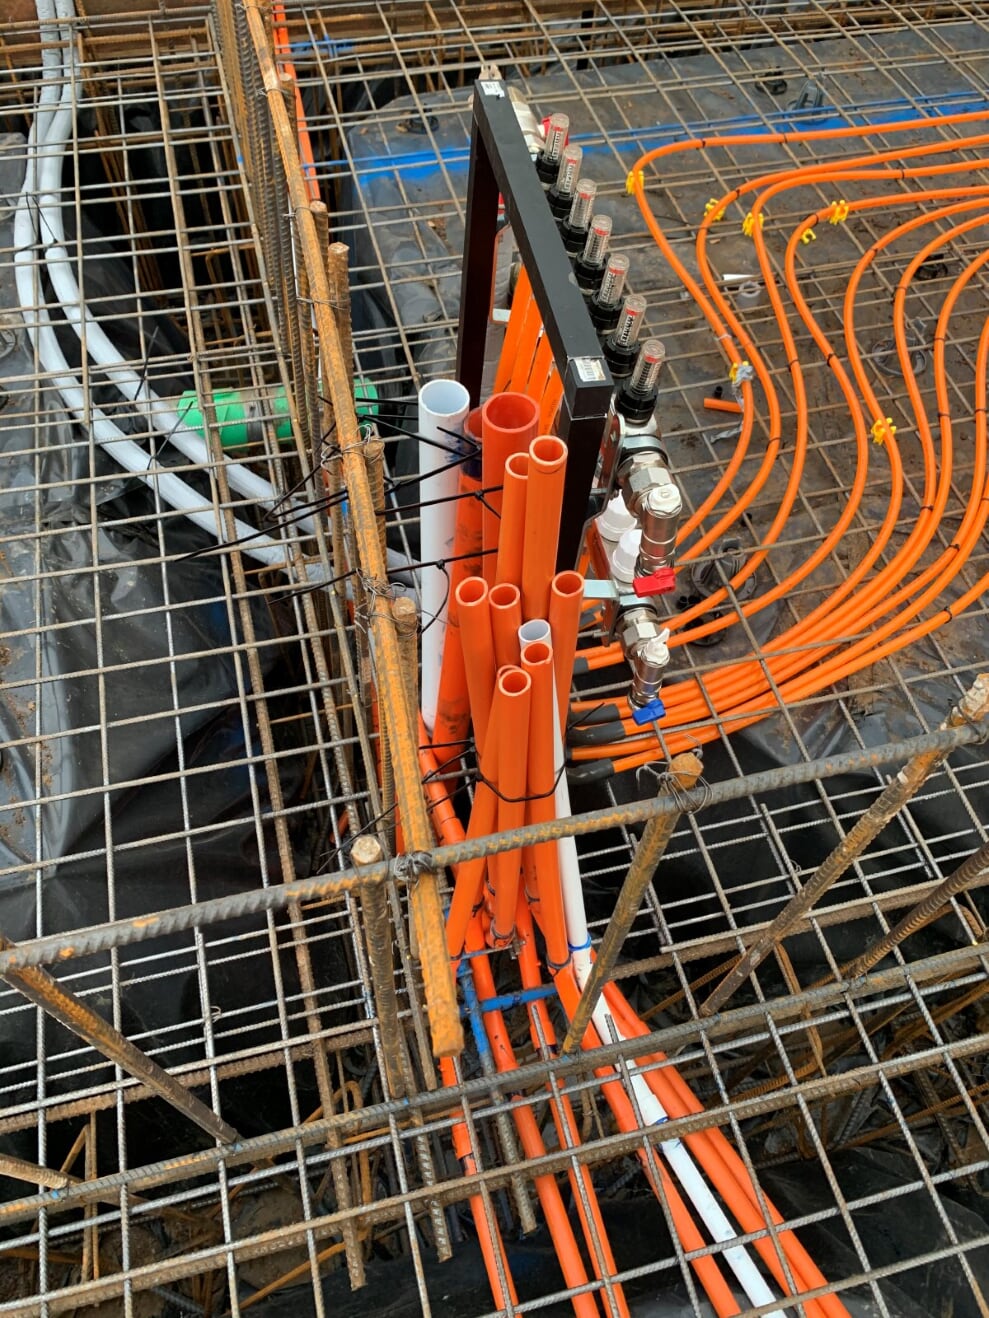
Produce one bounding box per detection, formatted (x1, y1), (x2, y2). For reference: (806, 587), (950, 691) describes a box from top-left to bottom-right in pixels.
(2, 965), (986, 1233)
(237, 0), (463, 1059)
(4, 716), (989, 979)
(561, 752), (703, 1054)
(352, 835), (407, 1098)
(0, 931), (237, 1144)
(837, 836), (989, 982)
(700, 673), (989, 1018)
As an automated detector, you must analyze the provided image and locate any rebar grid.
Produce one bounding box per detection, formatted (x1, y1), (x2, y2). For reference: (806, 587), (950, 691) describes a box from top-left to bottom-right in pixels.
(2, 2), (989, 1317)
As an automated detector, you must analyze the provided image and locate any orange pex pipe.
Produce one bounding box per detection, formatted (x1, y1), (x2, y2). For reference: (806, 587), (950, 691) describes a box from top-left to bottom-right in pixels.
(704, 396), (742, 414)
(570, 133), (989, 770)
(432, 467), (485, 754)
(514, 900), (631, 1318)
(552, 969), (741, 1318)
(443, 691), (503, 960)
(520, 640), (569, 971)
(493, 266), (533, 395)
(602, 984), (844, 1318)
(480, 392), (540, 583)
(508, 301), (545, 395)
(467, 923), (601, 1318)
(549, 570), (585, 733)
(439, 1056), (519, 1312)
(540, 368), (565, 433)
(490, 667), (531, 945)
(495, 452), (529, 587)
(521, 436), (568, 620)
(455, 576), (496, 752)
(525, 330), (556, 402)
(488, 582), (523, 670)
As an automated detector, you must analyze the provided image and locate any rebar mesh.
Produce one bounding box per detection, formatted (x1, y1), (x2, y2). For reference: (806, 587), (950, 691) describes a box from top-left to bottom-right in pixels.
(1, 3), (988, 1317)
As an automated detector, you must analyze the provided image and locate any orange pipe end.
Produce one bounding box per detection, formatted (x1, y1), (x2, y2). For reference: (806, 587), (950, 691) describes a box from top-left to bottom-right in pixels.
(521, 436), (568, 621)
(520, 639), (570, 971)
(704, 396), (743, 415)
(456, 576), (496, 752)
(549, 569), (585, 731)
(433, 469), (485, 754)
(489, 582), (523, 670)
(491, 666), (531, 945)
(480, 392), (540, 583)
(495, 452), (529, 588)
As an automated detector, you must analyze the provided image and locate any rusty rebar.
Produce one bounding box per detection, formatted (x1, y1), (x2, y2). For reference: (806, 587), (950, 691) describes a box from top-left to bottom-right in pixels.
(327, 239), (354, 375)
(241, 0), (463, 1058)
(561, 752), (704, 1054)
(0, 931), (237, 1144)
(700, 673), (989, 1018)
(366, 434), (387, 563)
(5, 716), (989, 979)
(352, 836), (407, 1099)
(837, 834), (989, 982)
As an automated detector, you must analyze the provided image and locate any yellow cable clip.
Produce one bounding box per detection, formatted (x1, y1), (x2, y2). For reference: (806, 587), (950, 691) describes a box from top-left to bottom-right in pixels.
(704, 198), (725, 221)
(729, 360), (752, 385)
(800, 227), (816, 245)
(871, 417), (897, 446)
(829, 199), (850, 225)
(742, 211), (764, 237)
(625, 169), (644, 195)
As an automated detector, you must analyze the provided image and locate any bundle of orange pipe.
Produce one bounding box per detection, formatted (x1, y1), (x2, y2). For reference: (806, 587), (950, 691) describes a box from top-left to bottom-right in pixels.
(567, 120), (989, 774)
(418, 338), (845, 1312)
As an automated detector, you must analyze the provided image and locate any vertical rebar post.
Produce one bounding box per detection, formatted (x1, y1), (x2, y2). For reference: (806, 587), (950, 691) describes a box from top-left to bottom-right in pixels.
(351, 836), (407, 1099)
(561, 752), (703, 1054)
(240, 3), (461, 1055)
(701, 673), (989, 1018)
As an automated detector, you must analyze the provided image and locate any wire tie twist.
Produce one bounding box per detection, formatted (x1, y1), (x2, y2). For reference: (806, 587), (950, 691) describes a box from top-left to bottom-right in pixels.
(391, 851), (435, 885)
(729, 360), (754, 386)
(635, 763), (713, 813)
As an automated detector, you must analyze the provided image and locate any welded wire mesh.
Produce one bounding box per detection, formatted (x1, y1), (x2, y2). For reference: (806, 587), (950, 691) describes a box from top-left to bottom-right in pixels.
(1, 2), (989, 1317)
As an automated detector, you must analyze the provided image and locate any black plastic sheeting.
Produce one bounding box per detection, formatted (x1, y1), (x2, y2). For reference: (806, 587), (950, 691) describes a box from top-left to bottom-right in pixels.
(241, 1150), (989, 1316)
(0, 130), (332, 1170)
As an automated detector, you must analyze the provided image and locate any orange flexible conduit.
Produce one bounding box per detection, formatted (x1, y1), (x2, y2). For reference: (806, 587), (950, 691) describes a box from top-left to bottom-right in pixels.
(567, 115), (989, 772)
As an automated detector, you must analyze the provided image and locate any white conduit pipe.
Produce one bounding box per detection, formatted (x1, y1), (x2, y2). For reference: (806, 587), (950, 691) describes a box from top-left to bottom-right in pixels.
(518, 612), (785, 1317)
(418, 378), (470, 732)
(14, 3), (292, 568)
(39, 0), (299, 520)
(32, 0), (414, 585)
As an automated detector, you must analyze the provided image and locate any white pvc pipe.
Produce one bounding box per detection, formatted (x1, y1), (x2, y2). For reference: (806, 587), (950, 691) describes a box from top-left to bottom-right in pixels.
(519, 611), (783, 1317)
(14, 3), (290, 569)
(519, 617), (590, 972)
(418, 378), (470, 731)
(588, 997), (785, 1318)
